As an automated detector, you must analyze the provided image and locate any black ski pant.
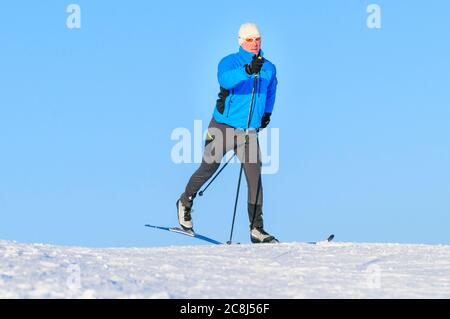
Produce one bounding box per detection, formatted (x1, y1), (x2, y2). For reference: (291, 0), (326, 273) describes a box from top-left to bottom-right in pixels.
(181, 117), (264, 229)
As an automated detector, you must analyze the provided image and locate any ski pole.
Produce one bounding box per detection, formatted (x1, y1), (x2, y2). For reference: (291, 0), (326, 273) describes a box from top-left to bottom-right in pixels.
(227, 163), (244, 245)
(228, 69), (259, 244)
(198, 153), (236, 196)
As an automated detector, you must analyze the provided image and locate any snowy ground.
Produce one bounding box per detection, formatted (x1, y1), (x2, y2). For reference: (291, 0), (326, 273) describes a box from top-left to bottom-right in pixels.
(1, 239), (450, 298)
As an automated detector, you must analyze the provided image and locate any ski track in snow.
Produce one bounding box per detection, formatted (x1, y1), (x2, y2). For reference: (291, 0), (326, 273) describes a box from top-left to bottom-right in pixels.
(1, 240), (450, 298)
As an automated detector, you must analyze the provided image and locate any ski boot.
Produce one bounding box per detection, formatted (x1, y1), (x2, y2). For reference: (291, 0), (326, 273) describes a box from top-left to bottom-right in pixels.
(176, 194), (194, 231)
(250, 227), (279, 244)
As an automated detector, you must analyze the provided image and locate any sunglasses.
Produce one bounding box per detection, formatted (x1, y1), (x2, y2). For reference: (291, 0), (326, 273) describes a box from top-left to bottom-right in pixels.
(244, 37), (261, 43)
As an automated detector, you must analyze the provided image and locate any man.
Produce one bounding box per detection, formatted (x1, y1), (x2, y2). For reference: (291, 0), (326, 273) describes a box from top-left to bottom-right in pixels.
(176, 23), (278, 243)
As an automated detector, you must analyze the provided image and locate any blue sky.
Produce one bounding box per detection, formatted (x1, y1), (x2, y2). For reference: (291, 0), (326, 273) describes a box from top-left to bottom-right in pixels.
(0, 1), (449, 247)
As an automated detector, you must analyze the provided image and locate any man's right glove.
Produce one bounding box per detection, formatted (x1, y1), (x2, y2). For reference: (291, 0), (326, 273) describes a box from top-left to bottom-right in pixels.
(245, 54), (265, 75)
(260, 112), (271, 129)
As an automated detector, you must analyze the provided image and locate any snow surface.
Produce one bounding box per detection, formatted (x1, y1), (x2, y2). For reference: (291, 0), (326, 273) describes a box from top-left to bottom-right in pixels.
(1, 239), (450, 298)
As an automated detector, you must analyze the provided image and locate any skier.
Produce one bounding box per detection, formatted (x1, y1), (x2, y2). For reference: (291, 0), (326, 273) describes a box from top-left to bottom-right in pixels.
(176, 23), (278, 243)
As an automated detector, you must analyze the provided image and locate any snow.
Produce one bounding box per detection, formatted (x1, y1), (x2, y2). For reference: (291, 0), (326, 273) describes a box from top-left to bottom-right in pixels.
(1, 239), (450, 298)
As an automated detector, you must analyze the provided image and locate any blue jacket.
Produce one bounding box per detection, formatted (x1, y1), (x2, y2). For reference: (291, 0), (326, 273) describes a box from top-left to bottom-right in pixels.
(212, 47), (278, 129)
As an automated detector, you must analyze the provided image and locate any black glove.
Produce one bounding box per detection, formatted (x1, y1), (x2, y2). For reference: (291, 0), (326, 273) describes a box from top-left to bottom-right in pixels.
(245, 54), (265, 75)
(260, 112), (271, 129)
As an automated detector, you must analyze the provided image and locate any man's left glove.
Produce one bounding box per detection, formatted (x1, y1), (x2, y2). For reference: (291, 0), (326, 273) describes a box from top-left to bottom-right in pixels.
(260, 112), (271, 129)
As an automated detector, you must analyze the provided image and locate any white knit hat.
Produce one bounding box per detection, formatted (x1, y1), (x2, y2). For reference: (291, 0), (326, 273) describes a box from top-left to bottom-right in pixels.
(238, 23), (261, 46)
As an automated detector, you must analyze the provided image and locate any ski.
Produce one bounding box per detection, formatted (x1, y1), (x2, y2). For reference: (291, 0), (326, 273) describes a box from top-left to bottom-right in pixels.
(307, 234), (335, 245)
(145, 224), (222, 245)
(146, 224), (334, 246)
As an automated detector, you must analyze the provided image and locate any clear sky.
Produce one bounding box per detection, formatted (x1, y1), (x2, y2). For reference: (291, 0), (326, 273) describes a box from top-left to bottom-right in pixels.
(1, 1), (449, 247)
